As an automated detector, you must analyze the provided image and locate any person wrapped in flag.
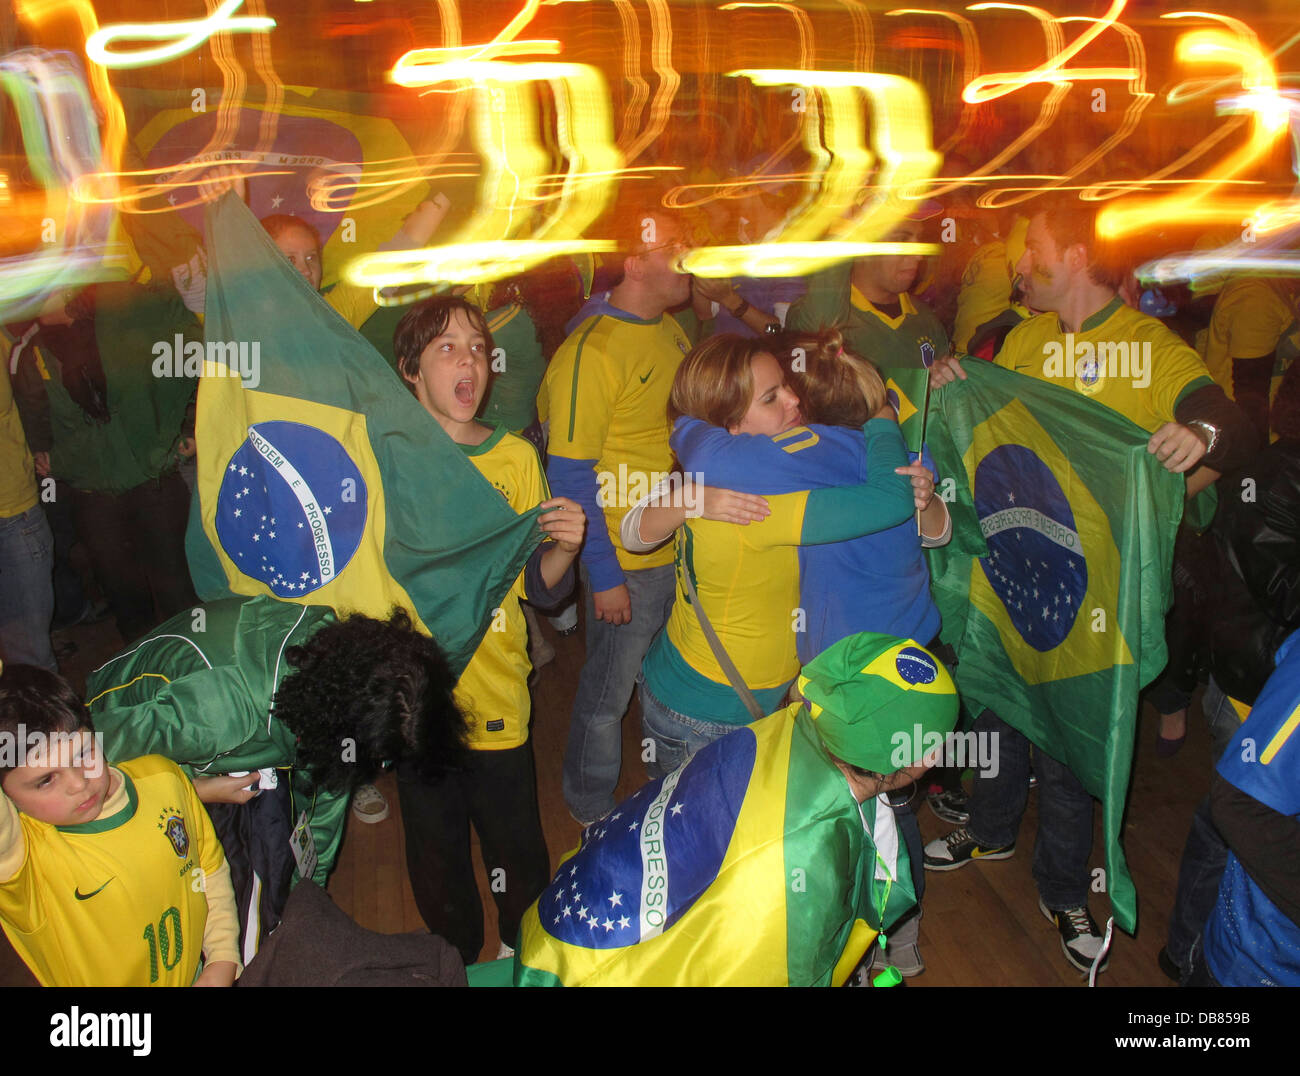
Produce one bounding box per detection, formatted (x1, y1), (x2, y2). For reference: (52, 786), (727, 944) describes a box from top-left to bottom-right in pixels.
(514, 631), (959, 986)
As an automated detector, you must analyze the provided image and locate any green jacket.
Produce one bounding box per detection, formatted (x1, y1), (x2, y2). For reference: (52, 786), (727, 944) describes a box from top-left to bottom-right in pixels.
(86, 595), (346, 886)
(13, 282), (199, 494)
(786, 263), (949, 370)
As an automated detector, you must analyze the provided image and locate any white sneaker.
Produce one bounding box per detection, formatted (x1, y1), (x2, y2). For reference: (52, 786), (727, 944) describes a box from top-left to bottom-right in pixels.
(351, 783), (390, 824)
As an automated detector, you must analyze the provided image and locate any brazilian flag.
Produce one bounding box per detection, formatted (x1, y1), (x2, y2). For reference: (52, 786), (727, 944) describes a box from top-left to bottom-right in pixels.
(925, 361), (1184, 933)
(128, 86), (436, 290)
(515, 704), (914, 986)
(880, 365), (929, 453)
(185, 192), (542, 677)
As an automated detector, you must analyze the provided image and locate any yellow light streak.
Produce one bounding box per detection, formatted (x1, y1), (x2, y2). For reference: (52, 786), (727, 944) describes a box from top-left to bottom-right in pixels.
(682, 69), (941, 278)
(361, 56), (624, 290)
(1096, 27), (1289, 238)
(979, 12), (1154, 208)
(84, 0), (275, 69)
(962, 0), (1134, 103)
(923, 4), (1070, 203)
(887, 8), (979, 155)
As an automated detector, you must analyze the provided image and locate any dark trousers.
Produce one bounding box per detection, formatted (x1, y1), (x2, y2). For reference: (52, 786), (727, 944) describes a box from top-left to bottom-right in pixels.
(70, 472), (196, 644)
(43, 482), (88, 627)
(397, 741), (551, 964)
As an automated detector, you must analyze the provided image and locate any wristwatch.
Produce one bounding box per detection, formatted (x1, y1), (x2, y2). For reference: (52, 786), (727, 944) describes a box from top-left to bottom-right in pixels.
(1186, 419), (1220, 456)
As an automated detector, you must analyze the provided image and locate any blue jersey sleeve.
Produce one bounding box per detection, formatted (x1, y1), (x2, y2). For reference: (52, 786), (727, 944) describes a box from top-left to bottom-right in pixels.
(671, 417), (867, 493)
(546, 455), (625, 592)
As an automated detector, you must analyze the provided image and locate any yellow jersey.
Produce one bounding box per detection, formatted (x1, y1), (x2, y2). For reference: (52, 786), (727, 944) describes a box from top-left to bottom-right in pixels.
(0, 756), (234, 987)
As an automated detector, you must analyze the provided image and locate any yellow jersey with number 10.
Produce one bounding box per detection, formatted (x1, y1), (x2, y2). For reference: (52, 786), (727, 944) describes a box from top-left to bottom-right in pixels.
(0, 755), (225, 987)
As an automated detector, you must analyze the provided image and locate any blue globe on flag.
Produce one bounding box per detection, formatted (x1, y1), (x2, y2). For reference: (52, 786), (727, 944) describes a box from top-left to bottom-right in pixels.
(973, 444), (1087, 652)
(215, 421), (367, 598)
(537, 730), (755, 950)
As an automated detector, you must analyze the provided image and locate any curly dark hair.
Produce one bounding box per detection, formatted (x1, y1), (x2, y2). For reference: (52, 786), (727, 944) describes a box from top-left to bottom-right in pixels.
(271, 608), (467, 792)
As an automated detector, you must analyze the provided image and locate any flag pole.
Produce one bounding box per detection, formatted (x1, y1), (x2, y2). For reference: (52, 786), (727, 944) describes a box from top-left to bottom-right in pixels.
(917, 366), (933, 537)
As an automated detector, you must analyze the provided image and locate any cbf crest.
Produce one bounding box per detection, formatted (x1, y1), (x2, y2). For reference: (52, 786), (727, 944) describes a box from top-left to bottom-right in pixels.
(1075, 355), (1104, 395)
(157, 808), (190, 859)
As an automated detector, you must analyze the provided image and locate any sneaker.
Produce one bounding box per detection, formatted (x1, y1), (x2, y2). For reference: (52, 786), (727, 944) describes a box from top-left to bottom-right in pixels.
(1157, 946), (1182, 983)
(549, 603), (579, 636)
(923, 826), (1015, 871)
(351, 783), (390, 824)
(1039, 899), (1109, 974)
(927, 787), (970, 825)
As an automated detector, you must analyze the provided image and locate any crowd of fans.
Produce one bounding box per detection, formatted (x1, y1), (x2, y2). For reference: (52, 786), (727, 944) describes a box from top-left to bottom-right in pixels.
(0, 153), (1297, 988)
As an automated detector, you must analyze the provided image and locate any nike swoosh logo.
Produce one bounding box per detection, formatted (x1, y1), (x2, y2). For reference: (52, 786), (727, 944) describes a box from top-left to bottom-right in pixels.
(639, 368), (654, 383)
(74, 878), (115, 901)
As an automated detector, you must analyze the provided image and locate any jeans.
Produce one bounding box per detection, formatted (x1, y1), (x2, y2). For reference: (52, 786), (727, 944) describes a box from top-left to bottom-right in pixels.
(638, 676), (743, 780)
(967, 709), (1095, 910)
(562, 562), (676, 822)
(0, 505), (56, 670)
(1165, 676), (1242, 971)
(397, 742), (551, 964)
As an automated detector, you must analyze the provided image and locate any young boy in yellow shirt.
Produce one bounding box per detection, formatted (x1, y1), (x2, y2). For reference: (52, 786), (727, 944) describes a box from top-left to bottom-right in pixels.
(394, 296), (585, 961)
(0, 663), (240, 986)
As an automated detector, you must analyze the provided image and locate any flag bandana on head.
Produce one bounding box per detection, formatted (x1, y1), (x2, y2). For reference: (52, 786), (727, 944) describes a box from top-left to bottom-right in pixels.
(515, 704), (916, 987)
(924, 360), (1184, 933)
(186, 192), (542, 677)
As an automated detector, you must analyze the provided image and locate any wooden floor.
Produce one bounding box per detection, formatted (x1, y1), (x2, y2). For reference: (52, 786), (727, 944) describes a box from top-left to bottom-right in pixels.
(3, 600), (1209, 987)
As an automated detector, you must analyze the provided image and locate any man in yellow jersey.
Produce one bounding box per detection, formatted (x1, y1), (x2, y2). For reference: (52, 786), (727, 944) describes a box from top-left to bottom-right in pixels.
(539, 209), (692, 825)
(0, 351), (54, 672)
(0, 664), (240, 986)
(923, 198), (1254, 974)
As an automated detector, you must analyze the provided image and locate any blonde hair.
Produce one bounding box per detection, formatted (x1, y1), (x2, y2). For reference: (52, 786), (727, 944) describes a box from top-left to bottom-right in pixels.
(778, 329), (886, 427)
(668, 333), (770, 430)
